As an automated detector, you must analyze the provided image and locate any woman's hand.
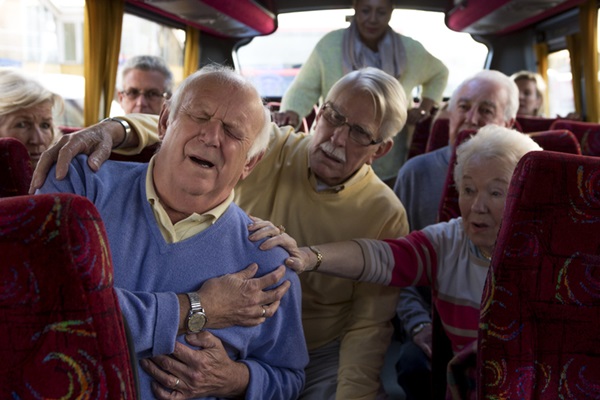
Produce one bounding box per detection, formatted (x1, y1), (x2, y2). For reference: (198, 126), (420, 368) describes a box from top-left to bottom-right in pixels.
(248, 216), (312, 274)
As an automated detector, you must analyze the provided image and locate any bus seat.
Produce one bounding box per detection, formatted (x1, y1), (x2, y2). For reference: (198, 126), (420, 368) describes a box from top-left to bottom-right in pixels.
(0, 137), (33, 197)
(549, 119), (600, 156)
(527, 129), (581, 155)
(437, 129), (477, 224)
(0, 193), (138, 398)
(425, 118), (449, 153)
(512, 119), (523, 132)
(478, 151), (600, 399)
(407, 114), (433, 160)
(516, 116), (557, 133)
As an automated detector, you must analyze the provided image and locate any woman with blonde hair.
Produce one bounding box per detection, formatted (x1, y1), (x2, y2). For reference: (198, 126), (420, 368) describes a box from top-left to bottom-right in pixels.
(0, 69), (62, 168)
(511, 70), (546, 117)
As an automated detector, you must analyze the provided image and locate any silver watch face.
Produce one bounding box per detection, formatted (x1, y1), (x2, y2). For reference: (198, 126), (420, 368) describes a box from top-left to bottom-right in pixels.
(188, 312), (207, 332)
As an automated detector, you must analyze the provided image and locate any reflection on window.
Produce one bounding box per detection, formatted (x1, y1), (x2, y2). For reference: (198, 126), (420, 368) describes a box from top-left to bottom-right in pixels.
(547, 50), (575, 118)
(237, 9), (488, 99)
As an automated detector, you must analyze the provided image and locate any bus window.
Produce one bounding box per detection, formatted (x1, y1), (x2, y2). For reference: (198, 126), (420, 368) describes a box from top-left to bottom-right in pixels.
(110, 13), (186, 116)
(547, 50), (576, 118)
(0, 0), (186, 125)
(0, 0), (86, 127)
(236, 8), (488, 100)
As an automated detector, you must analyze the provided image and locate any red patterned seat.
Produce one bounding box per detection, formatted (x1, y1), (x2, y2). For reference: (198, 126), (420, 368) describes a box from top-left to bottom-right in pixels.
(407, 114), (433, 159)
(0, 137), (33, 197)
(437, 129), (477, 223)
(425, 118), (449, 153)
(516, 116), (557, 133)
(527, 129), (581, 155)
(0, 193), (138, 399)
(549, 119), (600, 156)
(477, 151), (600, 399)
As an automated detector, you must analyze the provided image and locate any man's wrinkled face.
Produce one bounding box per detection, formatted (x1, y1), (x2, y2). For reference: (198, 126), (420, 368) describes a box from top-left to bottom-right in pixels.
(448, 79), (513, 145)
(153, 75), (264, 209)
(309, 89), (385, 186)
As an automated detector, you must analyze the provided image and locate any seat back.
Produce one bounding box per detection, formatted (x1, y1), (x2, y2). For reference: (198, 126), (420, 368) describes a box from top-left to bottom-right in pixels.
(407, 114), (433, 160)
(477, 151), (600, 399)
(0, 193), (138, 399)
(516, 116), (557, 133)
(527, 129), (581, 155)
(0, 137), (33, 197)
(437, 129), (477, 223)
(549, 119), (600, 156)
(425, 118), (449, 153)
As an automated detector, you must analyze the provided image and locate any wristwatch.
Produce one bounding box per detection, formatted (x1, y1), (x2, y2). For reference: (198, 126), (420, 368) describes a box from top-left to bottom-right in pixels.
(186, 292), (207, 333)
(411, 322), (431, 336)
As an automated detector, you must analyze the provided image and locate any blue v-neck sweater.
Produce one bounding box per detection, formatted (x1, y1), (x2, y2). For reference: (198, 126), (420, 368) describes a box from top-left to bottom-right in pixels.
(40, 155), (308, 400)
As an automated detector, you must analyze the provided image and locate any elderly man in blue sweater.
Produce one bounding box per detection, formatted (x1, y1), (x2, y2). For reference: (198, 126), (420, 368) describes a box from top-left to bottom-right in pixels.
(38, 65), (308, 399)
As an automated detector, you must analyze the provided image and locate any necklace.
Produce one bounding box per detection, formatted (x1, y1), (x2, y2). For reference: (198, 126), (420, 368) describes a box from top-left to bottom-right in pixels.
(479, 247), (493, 261)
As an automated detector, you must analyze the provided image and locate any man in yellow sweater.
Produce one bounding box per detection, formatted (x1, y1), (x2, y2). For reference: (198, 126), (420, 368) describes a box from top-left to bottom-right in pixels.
(31, 67), (409, 400)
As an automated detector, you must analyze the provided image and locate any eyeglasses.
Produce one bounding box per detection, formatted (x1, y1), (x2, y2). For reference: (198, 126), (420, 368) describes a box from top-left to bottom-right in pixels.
(320, 102), (381, 146)
(120, 88), (170, 101)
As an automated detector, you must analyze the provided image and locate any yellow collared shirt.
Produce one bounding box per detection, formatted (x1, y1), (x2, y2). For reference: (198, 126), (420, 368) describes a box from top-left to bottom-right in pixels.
(145, 156), (234, 243)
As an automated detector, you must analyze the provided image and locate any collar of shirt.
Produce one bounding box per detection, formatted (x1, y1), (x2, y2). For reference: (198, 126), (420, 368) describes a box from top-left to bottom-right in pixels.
(145, 156), (234, 243)
(307, 162), (371, 193)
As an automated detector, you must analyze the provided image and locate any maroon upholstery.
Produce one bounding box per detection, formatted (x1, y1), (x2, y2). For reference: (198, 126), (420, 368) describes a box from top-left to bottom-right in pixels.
(549, 119), (600, 156)
(425, 118), (449, 153)
(437, 130), (477, 223)
(516, 116), (558, 133)
(0, 193), (138, 398)
(407, 114), (433, 159)
(527, 129), (581, 155)
(0, 137), (33, 197)
(478, 151), (600, 399)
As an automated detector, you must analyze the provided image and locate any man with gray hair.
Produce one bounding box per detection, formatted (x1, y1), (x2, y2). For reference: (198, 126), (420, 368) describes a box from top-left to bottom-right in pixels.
(32, 67), (411, 399)
(37, 65), (307, 399)
(118, 55), (173, 115)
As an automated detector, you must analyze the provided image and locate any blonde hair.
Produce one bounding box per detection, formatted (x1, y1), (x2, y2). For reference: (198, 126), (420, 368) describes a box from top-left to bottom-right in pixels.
(511, 70), (547, 117)
(0, 69), (62, 120)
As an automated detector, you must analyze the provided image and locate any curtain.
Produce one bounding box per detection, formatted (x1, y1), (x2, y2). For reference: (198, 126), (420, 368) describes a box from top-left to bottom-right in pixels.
(183, 26), (201, 78)
(579, 0), (599, 122)
(566, 34), (583, 119)
(83, 0), (124, 126)
(534, 42), (550, 117)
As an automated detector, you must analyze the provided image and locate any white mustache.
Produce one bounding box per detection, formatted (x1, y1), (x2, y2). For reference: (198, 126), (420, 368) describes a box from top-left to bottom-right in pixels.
(319, 141), (346, 163)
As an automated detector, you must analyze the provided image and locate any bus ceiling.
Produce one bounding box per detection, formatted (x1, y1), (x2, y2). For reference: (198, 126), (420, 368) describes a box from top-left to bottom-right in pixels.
(124, 0), (587, 40)
(446, 0), (586, 35)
